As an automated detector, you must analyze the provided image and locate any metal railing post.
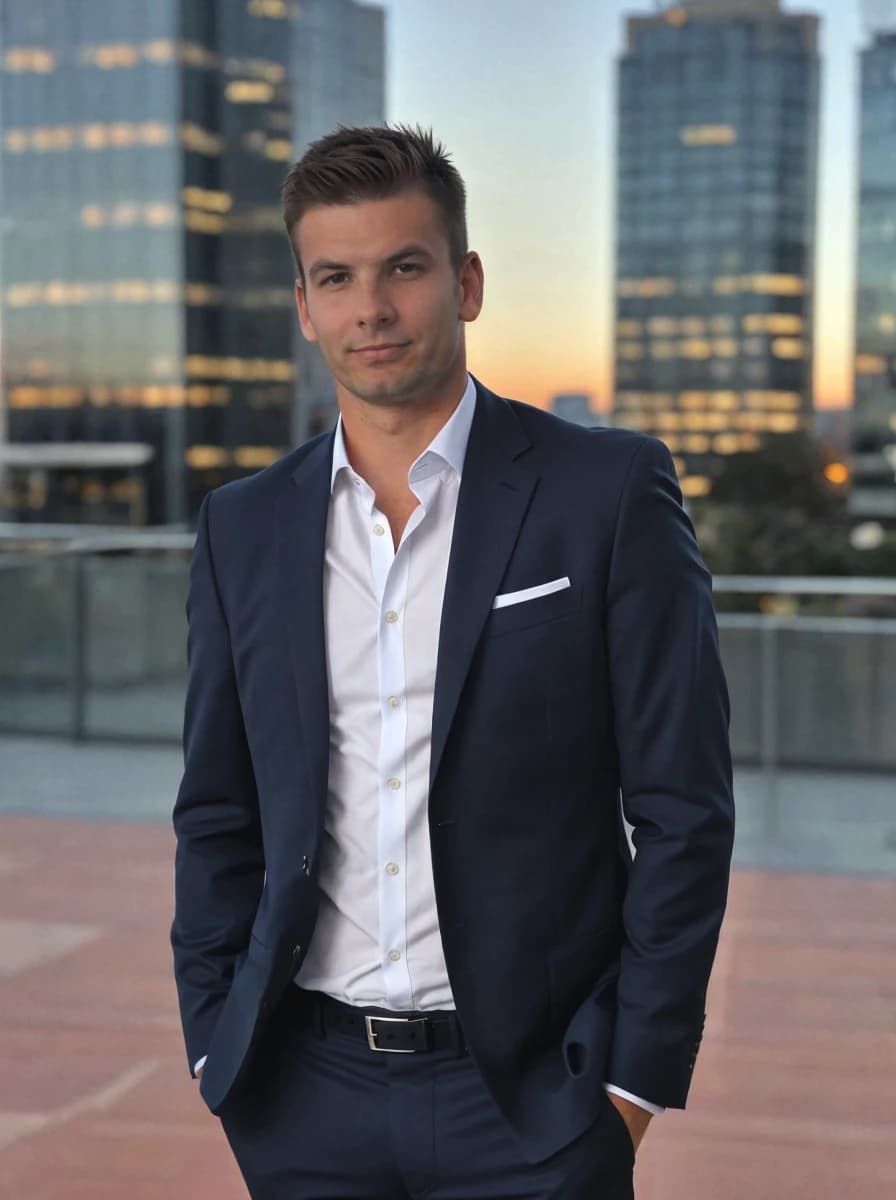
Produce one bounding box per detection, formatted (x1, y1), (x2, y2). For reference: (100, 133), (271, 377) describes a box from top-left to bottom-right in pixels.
(759, 616), (779, 837)
(69, 554), (87, 740)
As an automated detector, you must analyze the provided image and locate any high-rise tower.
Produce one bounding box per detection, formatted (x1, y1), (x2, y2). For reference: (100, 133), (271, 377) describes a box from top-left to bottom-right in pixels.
(851, 25), (896, 520)
(613, 1), (820, 498)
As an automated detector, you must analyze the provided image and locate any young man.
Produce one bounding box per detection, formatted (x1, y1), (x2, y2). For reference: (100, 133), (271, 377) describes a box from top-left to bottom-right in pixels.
(172, 125), (735, 1199)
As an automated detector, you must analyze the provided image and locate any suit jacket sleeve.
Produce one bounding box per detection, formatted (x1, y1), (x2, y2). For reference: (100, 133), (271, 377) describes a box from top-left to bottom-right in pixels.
(604, 436), (735, 1107)
(170, 491), (265, 1076)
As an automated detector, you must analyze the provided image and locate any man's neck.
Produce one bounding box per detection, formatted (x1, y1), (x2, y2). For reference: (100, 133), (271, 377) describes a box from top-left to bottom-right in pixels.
(337, 376), (467, 499)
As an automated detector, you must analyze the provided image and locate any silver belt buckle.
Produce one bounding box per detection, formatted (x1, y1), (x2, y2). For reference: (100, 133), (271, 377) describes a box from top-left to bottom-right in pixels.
(365, 1014), (417, 1053)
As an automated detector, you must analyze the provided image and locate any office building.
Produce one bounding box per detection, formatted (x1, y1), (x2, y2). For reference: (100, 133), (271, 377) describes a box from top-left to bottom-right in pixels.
(550, 393), (600, 427)
(613, 0), (820, 498)
(291, 0), (386, 443)
(851, 29), (896, 520)
(1, 1), (296, 524)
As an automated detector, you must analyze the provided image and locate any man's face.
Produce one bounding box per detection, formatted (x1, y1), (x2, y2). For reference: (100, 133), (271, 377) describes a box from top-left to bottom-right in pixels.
(294, 188), (482, 409)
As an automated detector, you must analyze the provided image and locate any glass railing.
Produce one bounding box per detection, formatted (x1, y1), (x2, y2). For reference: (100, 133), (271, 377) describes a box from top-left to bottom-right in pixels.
(1, 530), (895, 771)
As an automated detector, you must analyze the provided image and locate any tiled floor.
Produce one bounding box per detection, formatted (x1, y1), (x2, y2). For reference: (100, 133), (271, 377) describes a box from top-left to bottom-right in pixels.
(0, 812), (894, 1198)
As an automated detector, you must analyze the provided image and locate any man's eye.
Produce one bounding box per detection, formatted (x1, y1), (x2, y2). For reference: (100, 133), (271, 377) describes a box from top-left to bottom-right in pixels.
(394, 263), (420, 275)
(322, 273), (347, 286)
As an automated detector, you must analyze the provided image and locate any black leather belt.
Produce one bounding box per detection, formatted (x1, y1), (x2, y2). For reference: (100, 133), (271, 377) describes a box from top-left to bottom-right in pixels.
(290, 987), (466, 1055)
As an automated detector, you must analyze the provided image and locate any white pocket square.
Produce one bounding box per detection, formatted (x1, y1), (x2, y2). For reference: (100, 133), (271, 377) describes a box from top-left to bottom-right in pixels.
(492, 576), (571, 610)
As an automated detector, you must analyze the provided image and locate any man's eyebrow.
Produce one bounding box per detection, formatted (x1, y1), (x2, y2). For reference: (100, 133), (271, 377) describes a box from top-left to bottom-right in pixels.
(308, 259), (350, 280)
(385, 244), (433, 264)
(307, 245), (433, 280)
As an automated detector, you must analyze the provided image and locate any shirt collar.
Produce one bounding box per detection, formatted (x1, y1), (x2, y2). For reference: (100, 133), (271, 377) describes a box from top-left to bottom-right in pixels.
(330, 374), (477, 494)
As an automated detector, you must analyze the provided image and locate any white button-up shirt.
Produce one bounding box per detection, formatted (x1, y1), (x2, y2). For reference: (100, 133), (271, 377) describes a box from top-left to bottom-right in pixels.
(294, 375), (477, 1009)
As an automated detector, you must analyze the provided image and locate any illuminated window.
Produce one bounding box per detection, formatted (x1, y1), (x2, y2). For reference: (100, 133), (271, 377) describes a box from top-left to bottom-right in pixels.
(179, 124), (223, 156)
(750, 274), (805, 296)
(233, 446), (283, 469)
(4, 48), (56, 73)
(617, 278), (676, 298)
(140, 122), (171, 145)
(681, 476), (712, 498)
(772, 338), (806, 359)
(617, 342), (644, 361)
(681, 126), (736, 147)
(248, 0), (290, 17)
(679, 318), (706, 336)
(647, 317), (678, 335)
(682, 436), (711, 453)
(616, 320), (643, 338)
(185, 283), (223, 305)
(185, 356), (295, 382)
(680, 339), (712, 360)
(712, 338), (739, 358)
(264, 138), (292, 161)
(856, 354), (887, 375)
(226, 56), (286, 83)
(226, 81), (275, 103)
(180, 42), (220, 69)
(143, 40), (176, 63)
(649, 341), (677, 359)
(185, 210), (226, 234)
(185, 446), (230, 469)
(713, 434), (742, 455)
(713, 276), (739, 295)
(743, 313), (804, 335)
(744, 391), (802, 410)
(91, 45), (140, 69)
(876, 314), (896, 335)
(145, 203), (178, 225)
(82, 123), (109, 149)
(4, 130), (29, 153)
(182, 187), (233, 213)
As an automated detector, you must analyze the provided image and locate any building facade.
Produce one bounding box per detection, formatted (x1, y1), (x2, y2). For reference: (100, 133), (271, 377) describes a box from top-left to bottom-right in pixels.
(291, 0), (386, 444)
(613, 0), (820, 499)
(851, 29), (896, 521)
(1, 0), (296, 524)
(549, 393), (600, 427)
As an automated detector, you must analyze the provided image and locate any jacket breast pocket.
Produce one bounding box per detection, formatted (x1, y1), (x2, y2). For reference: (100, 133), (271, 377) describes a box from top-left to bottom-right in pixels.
(485, 580), (583, 638)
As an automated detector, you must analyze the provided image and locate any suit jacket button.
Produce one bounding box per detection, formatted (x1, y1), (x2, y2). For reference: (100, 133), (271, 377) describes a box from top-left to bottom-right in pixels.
(292, 945), (302, 962)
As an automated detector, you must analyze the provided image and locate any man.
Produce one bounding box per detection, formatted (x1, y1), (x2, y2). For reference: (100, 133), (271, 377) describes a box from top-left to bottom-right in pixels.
(171, 125), (735, 1198)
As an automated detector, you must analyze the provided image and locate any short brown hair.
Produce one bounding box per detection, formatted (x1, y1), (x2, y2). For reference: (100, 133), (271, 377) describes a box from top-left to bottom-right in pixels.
(281, 124), (468, 280)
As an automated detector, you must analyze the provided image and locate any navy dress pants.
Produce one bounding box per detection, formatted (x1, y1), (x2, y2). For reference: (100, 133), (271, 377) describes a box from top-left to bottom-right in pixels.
(218, 988), (635, 1200)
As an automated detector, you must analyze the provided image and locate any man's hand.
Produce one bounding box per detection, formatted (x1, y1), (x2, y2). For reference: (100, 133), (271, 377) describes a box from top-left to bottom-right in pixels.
(607, 1092), (652, 1155)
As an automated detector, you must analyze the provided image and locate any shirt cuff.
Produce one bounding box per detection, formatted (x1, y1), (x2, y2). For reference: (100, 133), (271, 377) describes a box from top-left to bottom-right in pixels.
(193, 1055), (207, 1076)
(604, 1083), (665, 1116)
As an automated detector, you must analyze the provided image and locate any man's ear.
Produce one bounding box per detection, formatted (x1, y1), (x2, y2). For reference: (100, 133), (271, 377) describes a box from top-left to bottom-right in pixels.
(295, 279), (318, 344)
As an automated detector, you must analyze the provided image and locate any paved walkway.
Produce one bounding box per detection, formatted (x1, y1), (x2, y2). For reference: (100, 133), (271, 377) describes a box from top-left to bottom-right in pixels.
(0, 740), (894, 1196)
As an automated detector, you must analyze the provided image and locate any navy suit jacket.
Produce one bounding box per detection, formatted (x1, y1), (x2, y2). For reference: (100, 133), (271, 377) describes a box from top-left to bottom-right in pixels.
(171, 379), (734, 1164)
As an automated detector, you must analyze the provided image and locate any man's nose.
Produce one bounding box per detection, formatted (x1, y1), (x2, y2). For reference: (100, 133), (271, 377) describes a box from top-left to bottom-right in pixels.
(356, 278), (396, 328)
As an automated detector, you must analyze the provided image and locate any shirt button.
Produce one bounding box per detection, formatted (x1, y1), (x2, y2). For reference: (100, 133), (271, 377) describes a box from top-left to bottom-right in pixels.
(385, 862), (400, 876)
(373, 523), (385, 536)
(385, 610), (399, 624)
(387, 696), (400, 708)
(388, 950), (401, 962)
(387, 777), (401, 790)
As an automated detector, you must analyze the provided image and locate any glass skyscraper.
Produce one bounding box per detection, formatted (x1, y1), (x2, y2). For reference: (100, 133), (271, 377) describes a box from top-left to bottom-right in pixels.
(851, 29), (896, 521)
(613, 0), (820, 499)
(1, 1), (296, 525)
(291, 0), (386, 444)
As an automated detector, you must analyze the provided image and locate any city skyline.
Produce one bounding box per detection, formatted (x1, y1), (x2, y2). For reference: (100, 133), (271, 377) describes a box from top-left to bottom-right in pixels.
(380, 0), (871, 413)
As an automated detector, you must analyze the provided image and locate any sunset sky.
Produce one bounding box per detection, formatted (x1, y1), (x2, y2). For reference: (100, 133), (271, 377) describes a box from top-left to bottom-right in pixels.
(379, 0), (867, 412)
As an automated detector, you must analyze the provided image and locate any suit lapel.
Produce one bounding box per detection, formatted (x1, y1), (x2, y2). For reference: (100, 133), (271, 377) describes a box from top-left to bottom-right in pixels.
(429, 384), (538, 791)
(275, 433), (334, 819)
